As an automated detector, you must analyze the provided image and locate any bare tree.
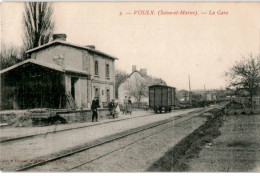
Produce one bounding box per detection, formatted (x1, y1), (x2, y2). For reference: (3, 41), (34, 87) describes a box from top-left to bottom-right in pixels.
(0, 44), (22, 70)
(126, 74), (148, 103)
(23, 2), (54, 53)
(115, 69), (129, 98)
(225, 54), (260, 108)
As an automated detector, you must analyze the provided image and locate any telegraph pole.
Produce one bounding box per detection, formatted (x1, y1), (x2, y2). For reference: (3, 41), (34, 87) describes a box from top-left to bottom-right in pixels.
(188, 75), (192, 105)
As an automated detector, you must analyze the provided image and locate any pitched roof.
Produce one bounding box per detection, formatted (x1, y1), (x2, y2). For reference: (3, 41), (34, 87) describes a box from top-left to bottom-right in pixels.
(116, 71), (144, 87)
(25, 40), (118, 60)
(0, 59), (90, 76)
(117, 70), (167, 88)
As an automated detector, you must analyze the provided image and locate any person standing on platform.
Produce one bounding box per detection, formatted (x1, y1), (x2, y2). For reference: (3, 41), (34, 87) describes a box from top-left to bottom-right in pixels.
(115, 99), (120, 116)
(108, 99), (116, 119)
(91, 97), (100, 122)
(128, 97), (132, 115)
(123, 96), (128, 114)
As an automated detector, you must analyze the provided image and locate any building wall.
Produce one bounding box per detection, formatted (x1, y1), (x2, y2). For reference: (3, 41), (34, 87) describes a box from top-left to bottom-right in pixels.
(90, 54), (115, 106)
(32, 44), (115, 109)
(33, 45), (85, 72)
(64, 75), (88, 109)
(92, 82), (114, 107)
(90, 55), (115, 83)
(80, 78), (88, 108)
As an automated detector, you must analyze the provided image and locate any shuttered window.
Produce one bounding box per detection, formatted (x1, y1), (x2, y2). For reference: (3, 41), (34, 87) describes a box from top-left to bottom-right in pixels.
(95, 61), (99, 75)
(106, 64), (109, 78)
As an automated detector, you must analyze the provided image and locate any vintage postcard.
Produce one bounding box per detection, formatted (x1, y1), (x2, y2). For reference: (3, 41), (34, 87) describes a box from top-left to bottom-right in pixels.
(0, 1), (260, 172)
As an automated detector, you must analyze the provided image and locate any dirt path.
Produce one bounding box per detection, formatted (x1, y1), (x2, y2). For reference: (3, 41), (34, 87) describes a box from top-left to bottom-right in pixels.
(188, 114), (260, 172)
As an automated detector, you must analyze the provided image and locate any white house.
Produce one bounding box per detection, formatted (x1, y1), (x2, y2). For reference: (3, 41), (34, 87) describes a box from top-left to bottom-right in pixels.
(117, 65), (166, 105)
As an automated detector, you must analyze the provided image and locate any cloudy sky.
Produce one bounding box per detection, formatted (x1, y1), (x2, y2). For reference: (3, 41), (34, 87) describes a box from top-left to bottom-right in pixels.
(1, 2), (260, 90)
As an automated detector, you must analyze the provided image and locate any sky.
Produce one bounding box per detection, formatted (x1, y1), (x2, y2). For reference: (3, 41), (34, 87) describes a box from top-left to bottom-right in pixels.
(1, 2), (260, 90)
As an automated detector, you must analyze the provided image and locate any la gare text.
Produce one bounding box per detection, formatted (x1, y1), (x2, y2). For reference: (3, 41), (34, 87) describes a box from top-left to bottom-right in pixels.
(119, 10), (229, 16)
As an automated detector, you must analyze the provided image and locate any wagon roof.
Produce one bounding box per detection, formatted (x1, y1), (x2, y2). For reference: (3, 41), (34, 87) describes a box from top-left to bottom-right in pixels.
(149, 85), (176, 89)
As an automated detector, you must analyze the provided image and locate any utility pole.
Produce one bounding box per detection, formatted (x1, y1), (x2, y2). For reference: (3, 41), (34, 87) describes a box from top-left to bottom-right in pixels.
(188, 75), (192, 105)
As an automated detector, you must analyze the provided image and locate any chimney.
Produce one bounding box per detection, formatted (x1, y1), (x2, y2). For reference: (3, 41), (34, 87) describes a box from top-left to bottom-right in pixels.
(86, 45), (96, 49)
(140, 68), (147, 76)
(53, 34), (67, 41)
(132, 65), (137, 73)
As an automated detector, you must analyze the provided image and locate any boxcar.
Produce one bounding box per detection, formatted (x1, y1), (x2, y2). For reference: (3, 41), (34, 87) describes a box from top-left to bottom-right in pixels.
(149, 85), (176, 113)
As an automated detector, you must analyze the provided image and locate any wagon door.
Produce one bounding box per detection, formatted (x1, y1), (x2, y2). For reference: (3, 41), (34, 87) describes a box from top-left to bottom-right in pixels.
(154, 87), (161, 107)
(162, 87), (168, 107)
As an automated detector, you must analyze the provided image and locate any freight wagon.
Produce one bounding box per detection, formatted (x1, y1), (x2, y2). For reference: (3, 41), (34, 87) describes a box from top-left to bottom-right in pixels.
(149, 85), (176, 113)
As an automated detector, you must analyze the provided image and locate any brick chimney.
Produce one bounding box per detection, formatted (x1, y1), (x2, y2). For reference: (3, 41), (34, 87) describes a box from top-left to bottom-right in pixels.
(132, 65), (137, 73)
(53, 34), (67, 41)
(140, 68), (147, 76)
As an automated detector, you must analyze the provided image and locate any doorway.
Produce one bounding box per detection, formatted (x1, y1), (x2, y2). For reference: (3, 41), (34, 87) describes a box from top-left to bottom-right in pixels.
(107, 89), (110, 103)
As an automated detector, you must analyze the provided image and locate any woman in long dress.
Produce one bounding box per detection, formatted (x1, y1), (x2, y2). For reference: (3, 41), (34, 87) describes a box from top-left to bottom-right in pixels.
(123, 96), (128, 114)
(115, 100), (120, 118)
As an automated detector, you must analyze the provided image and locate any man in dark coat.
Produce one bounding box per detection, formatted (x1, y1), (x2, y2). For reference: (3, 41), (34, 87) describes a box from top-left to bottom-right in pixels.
(91, 97), (100, 122)
(108, 99), (116, 119)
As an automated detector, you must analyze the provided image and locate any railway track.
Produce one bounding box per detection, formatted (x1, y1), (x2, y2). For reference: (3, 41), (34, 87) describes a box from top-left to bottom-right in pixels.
(1, 108), (204, 144)
(15, 109), (208, 172)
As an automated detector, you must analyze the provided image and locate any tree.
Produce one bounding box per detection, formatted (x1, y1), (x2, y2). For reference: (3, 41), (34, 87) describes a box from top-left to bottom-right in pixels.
(115, 69), (129, 98)
(225, 54), (260, 108)
(0, 44), (22, 70)
(126, 74), (148, 104)
(23, 2), (54, 54)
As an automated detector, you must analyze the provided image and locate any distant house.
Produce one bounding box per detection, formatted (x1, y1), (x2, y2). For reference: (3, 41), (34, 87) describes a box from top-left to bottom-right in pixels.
(177, 90), (190, 102)
(0, 34), (118, 110)
(117, 65), (166, 105)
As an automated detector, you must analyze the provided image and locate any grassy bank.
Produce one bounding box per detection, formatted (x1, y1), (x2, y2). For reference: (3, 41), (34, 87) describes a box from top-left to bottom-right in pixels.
(147, 108), (224, 171)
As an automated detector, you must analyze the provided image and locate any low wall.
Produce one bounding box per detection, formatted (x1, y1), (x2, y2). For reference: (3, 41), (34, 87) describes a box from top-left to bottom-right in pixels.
(0, 108), (110, 127)
(0, 111), (31, 127)
(57, 108), (110, 123)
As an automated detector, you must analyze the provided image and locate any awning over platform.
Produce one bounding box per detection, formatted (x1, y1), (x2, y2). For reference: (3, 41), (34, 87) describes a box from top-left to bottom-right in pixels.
(0, 59), (91, 77)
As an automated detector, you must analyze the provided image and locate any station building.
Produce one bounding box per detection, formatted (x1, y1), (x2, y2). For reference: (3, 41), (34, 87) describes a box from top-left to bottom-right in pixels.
(0, 34), (118, 110)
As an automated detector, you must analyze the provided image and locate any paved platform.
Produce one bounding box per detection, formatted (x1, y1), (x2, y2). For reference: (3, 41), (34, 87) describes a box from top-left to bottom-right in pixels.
(0, 110), (154, 142)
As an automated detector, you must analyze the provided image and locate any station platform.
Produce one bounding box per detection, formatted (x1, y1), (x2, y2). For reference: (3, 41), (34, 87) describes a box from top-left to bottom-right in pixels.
(0, 110), (154, 142)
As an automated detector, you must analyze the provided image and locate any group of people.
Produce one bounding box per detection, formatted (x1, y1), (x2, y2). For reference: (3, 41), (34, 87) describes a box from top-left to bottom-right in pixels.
(122, 96), (132, 115)
(91, 96), (133, 122)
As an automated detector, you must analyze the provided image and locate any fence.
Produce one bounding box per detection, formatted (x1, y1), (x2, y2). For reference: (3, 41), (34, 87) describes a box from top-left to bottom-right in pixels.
(231, 96), (260, 111)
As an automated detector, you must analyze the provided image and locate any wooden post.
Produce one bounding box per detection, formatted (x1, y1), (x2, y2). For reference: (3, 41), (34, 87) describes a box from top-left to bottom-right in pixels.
(188, 75), (192, 105)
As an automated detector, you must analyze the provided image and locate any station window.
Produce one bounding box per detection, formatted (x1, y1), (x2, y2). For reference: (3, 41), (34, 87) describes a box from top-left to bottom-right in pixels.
(106, 64), (110, 78)
(95, 61), (99, 76)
